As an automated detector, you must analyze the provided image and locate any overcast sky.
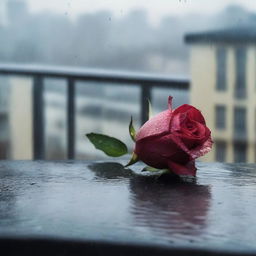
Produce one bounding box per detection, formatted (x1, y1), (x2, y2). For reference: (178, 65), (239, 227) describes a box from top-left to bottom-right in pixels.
(26, 0), (256, 25)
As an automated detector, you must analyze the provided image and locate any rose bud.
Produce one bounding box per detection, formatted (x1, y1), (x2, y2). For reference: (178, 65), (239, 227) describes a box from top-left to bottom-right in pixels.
(134, 96), (213, 176)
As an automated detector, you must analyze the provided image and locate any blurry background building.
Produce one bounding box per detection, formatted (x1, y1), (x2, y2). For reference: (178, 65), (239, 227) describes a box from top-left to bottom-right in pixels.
(0, 0), (256, 162)
(185, 29), (256, 163)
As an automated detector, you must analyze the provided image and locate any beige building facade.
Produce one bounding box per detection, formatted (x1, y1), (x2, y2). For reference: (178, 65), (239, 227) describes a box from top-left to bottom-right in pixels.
(9, 77), (33, 159)
(185, 29), (256, 163)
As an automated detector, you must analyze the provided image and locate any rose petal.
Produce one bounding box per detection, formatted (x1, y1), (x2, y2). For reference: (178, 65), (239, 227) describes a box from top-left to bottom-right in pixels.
(170, 112), (182, 133)
(168, 130), (213, 160)
(135, 133), (186, 169)
(167, 133), (192, 159)
(173, 104), (206, 125)
(189, 136), (213, 159)
(168, 160), (197, 176)
(136, 109), (172, 142)
(179, 122), (210, 149)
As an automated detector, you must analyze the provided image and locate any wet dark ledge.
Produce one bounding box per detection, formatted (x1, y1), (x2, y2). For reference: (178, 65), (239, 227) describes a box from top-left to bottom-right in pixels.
(0, 160), (256, 256)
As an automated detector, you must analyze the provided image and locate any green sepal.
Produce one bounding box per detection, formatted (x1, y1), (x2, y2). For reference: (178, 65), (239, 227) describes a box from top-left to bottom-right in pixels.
(86, 133), (128, 157)
(147, 98), (153, 120)
(125, 152), (139, 167)
(129, 116), (136, 142)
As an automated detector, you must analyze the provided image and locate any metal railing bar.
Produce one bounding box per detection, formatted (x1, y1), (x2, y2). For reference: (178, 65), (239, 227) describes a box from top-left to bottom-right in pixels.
(33, 75), (45, 160)
(67, 78), (75, 160)
(0, 64), (189, 89)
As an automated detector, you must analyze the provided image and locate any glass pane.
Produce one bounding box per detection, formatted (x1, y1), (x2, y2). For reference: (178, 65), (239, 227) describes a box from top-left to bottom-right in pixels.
(215, 141), (227, 162)
(76, 81), (140, 160)
(235, 47), (246, 99)
(216, 48), (227, 91)
(234, 142), (247, 163)
(152, 88), (189, 113)
(215, 105), (226, 129)
(44, 78), (67, 160)
(234, 107), (246, 137)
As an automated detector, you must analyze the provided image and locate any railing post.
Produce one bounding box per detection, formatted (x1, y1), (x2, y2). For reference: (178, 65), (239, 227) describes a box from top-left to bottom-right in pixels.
(140, 84), (152, 125)
(67, 78), (75, 159)
(33, 75), (45, 160)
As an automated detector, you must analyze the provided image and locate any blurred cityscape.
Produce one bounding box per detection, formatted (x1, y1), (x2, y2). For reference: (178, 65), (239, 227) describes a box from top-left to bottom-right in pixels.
(0, 0), (255, 162)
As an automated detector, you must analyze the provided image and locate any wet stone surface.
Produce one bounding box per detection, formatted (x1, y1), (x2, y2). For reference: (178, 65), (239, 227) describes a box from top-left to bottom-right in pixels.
(0, 160), (256, 255)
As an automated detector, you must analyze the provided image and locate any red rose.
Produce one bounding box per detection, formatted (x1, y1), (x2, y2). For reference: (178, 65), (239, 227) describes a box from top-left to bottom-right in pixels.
(134, 96), (213, 176)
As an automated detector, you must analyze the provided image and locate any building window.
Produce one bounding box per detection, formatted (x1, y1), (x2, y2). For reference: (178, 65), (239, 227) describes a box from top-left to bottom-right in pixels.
(255, 143), (256, 163)
(235, 47), (246, 99)
(216, 48), (227, 91)
(255, 108), (256, 135)
(215, 141), (227, 162)
(215, 105), (226, 129)
(233, 142), (247, 163)
(234, 107), (246, 138)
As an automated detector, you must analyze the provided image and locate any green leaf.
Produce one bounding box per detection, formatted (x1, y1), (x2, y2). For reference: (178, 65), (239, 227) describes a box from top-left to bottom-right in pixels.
(147, 98), (153, 120)
(129, 116), (136, 142)
(86, 133), (128, 157)
(125, 152), (139, 167)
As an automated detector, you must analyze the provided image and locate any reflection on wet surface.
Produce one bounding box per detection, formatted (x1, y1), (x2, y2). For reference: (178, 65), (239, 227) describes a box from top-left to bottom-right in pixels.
(0, 161), (256, 252)
(88, 162), (134, 181)
(129, 175), (211, 243)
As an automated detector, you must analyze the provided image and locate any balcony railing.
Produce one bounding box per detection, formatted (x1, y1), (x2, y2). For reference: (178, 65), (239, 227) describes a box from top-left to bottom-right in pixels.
(0, 63), (189, 160)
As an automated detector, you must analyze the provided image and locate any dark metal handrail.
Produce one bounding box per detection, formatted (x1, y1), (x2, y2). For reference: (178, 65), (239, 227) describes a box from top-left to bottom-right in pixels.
(0, 63), (190, 160)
